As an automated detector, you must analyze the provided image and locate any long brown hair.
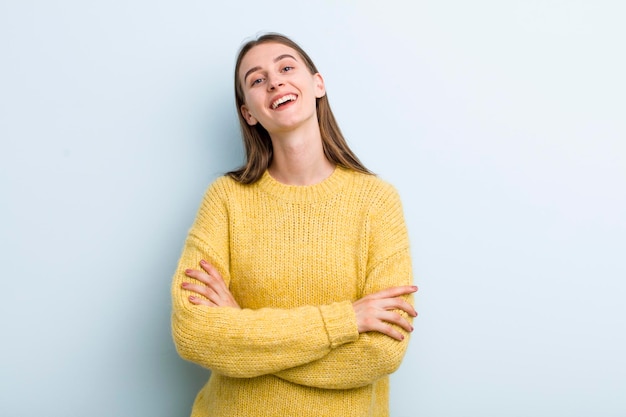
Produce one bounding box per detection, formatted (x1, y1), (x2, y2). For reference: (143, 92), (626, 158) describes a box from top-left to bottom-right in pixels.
(227, 33), (372, 184)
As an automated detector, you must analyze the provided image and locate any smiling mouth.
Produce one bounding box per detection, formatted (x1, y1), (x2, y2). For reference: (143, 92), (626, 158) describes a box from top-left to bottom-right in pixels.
(271, 94), (297, 109)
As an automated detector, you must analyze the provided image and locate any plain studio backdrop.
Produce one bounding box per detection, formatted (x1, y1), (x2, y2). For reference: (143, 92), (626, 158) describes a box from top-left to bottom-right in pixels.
(1, 1), (624, 416)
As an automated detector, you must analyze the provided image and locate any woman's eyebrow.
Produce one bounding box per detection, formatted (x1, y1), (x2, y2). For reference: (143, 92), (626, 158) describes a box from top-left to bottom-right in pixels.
(274, 53), (297, 63)
(243, 54), (298, 83)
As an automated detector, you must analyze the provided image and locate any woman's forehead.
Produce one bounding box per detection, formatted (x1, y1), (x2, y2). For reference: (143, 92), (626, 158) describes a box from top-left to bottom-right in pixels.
(239, 43), (302, 75)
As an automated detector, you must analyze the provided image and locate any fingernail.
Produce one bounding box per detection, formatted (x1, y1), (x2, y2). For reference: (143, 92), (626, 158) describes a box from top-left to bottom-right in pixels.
(185, 269), (192, 274)
(189, 296), (195, 301)
(200, 260), (207, 265)
(181, 282), (188, 288)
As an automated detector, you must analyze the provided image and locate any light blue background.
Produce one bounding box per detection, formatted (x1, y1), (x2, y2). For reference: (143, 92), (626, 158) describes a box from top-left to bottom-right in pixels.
(1, 1), (625, 416)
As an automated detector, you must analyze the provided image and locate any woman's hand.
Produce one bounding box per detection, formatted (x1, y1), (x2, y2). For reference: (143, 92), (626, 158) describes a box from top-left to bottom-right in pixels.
(182, 260), (240, 308)
(352, 286), (418, 341)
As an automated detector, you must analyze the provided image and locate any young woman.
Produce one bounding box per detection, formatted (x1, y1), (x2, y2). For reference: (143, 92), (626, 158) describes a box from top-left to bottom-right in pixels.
(171, 33), (417, 417)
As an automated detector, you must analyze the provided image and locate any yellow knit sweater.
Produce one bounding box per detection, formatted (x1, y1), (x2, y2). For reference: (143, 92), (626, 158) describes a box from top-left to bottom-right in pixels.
(171, 166), (414, 417)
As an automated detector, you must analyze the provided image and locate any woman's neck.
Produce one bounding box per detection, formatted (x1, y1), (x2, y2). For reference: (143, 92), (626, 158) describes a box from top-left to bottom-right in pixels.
(268, 128), (334, 186)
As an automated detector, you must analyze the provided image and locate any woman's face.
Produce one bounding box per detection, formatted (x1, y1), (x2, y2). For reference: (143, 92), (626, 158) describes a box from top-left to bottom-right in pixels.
(238, 42), (326, 134)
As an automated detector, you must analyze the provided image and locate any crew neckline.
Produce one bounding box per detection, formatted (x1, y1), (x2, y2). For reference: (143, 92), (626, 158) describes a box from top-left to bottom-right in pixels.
(255, 165), (351, 203)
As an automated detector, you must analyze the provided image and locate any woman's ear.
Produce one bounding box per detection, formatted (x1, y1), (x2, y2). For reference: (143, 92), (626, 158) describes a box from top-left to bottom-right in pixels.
(240, 105), (258, 126)
(314, 73), (326, 98)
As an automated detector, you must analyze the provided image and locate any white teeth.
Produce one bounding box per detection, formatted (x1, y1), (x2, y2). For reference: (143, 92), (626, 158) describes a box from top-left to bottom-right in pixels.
(271, 94), (297, 109)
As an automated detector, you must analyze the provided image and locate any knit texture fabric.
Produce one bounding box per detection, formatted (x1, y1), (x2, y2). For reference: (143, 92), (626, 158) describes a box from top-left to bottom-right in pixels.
(171, 166), (414, 417)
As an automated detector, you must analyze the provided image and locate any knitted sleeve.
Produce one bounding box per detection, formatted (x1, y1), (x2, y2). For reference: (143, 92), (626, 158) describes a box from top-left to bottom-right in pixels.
(273, 185), (414, 389)
(171, 180), (360, 378)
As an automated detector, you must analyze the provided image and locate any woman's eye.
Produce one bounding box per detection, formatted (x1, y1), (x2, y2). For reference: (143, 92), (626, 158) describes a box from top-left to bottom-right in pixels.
(252, 78), (264, 86)
(282, 66), (293, 72)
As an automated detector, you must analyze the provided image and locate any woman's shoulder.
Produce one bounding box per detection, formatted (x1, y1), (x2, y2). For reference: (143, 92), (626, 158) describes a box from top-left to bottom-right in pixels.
(207, 173), (255, 192)
(199, 174), (250, 204)
(344, 169), (401, 203)
(209, 174), (240, 189)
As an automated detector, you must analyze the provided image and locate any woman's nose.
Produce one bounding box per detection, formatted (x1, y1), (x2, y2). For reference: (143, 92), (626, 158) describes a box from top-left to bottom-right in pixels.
(267, 76), (284, 90)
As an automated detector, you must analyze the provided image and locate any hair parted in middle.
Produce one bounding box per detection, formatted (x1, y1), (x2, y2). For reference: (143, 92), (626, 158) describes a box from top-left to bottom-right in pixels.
(227, 32), (372, 184)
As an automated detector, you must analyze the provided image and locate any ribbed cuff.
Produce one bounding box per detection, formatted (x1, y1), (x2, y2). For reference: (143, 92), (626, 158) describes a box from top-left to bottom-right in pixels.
(318, 301), (359, 349)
